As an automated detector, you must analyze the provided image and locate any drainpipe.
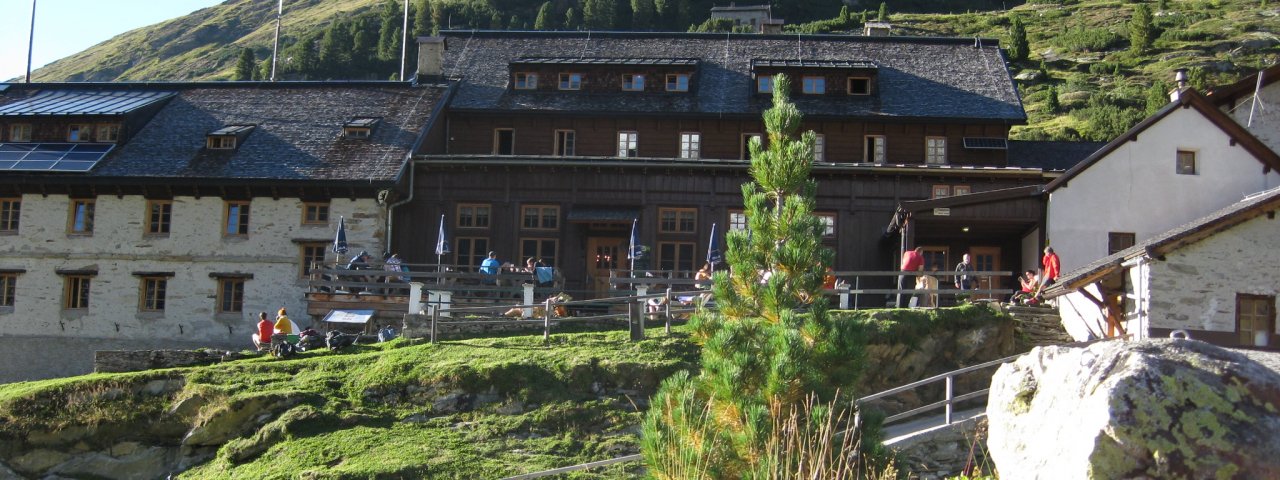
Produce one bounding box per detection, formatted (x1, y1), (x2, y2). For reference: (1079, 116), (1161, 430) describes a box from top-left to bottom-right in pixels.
(385, 160), (415, 254)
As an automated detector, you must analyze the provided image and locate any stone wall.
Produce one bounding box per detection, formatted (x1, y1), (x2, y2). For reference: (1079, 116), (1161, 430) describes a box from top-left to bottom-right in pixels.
(401, 313), (630, 339)
(95, 349), (249, 374)
(886, 415), (988, 480)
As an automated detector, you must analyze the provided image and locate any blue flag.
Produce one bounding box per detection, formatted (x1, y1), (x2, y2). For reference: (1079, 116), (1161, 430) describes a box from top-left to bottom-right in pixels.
(435, 214), (451, 256)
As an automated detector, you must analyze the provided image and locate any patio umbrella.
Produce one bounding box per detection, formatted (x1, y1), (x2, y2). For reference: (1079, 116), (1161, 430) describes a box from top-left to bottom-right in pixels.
(706, 222), (722, 273)
(332, 216), (349, 264)
(435, 214), (450, 284)
(627, 218), (642, 274)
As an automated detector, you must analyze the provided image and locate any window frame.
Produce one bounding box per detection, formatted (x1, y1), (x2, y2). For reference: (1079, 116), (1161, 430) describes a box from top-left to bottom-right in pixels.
(925, 136), (948, 164)
(657, 241), (697, 272)
(139, 276), (168, 313)
(802, 76), (827, 94)
(514, 72), (539, 90)
(847, 76), (871, 95)
(64, 275), (91, 310)
(952, 185), (972, 196)
(206, 136), (237, 150)
(216, 278), (245, 314)
(757, 75), (774, 93)
(728, 209), (747, 231)
(554, 129), (576, 156)
(302, 202), (330, 226)
(1107, 232), (1136, 255)
(300, 242), (328, 278)
(96, 123), (121, 143)
(1236, 294), (1276, 346)
(0, 272), (16, 308)
(816, 212), (836, 238)
(1176, 149), (1198, 175)
(224, 200), (251, 237)
(865, 135), (886, 163)
(520, 238), (559, 267)
(0, 198), (19, 234)
(622, 73), (646, 92)
(9, 124), (31, 142)
(145, 199), (172, 236)
(666, 73), (690, 92)
(558, 72), (582, 90)
(67, 124), (90, 142)
(493, 128), (515, 155)
(457, 203), (492, 229)
(931, 185), (952, 199)
(814, 134), (825, 162)
(679, 132), (701, 159)
(617, 131), (639, 158)
(522, 205), (560, 231)
(455, 237), (490, 271)
(67, 199), (95, 235)
(741, 133), (763, 160)
(658, 207), (697, 234)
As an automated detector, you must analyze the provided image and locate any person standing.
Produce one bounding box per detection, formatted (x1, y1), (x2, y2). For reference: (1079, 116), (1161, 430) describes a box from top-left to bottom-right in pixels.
(252, 312), (273, 351)
(898, 247), (924, 307)
(1041, 246), (1060, 288)
(954, 253), (975, 291)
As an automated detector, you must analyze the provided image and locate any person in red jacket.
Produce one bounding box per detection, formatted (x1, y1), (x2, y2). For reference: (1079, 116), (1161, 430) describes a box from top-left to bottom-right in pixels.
(898, 247), (924, 307)
(252, 312), (273, 351)
(1042, 246), (1061, 287)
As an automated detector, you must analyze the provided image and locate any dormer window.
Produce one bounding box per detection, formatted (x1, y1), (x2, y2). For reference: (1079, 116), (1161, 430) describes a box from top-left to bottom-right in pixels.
(343, 117), (380, 140)
(802, 76), (826, 94)
(757, 75), (774, 93)
(9, 124), (31, 142)
(623, 74), (645, 92)
(68, 125), (90, 142)
(559, 73), (582, 90)
(848, 77), (871, 95)
(96, 124), (120, 143)
(514, 72), (538, 90)
(206, 125), (255, 150)
(666, 74), (689, 92)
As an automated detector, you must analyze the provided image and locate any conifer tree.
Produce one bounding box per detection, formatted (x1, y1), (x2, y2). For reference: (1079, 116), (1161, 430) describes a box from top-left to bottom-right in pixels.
(1145, 80), (1171, 114)
(583, 0), (616, 30)
(319, 20), (353, 77)
(1045, 85), (1060, 113)
(632, 0), (655, 30)
(1129, 3), (1154, 53)
(642, 74), (858, 479)
(414, 0), (433, 37)
(377, 0), (400, 61)
(564, 7), (580, 30)
(534, 2), (556, 30)
(234, 47), (255, 81)
(1008, 15), (1028, 62)
(878, 2), (888, 21)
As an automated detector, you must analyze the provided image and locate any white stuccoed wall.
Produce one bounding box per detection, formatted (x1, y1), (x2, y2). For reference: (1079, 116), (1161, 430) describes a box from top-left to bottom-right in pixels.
(1224, 80), (1280, 155)
(0, 193), (383, 346)
(1047, 106), (1280, 273)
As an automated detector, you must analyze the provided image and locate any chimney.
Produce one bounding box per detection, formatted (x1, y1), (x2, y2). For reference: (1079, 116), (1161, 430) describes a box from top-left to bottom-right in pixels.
(417, 36), (446, 81)
(1170, 68), (1189, 102)
(864, 22), (892, 37)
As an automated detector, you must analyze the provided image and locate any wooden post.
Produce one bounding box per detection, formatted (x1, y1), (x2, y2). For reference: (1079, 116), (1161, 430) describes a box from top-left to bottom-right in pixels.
(543, 298), (552, 342)
(629, 296), (644, 341)
(430, 302), (438, 344)
(664, 287), (673, 334)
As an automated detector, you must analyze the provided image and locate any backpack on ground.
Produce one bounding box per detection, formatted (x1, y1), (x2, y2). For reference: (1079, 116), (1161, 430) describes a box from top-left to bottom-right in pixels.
(297, 332), (325, 351)
(271, 341), (296, 359)
(326, 330), (357, 351)
(377, 326), (397, 343)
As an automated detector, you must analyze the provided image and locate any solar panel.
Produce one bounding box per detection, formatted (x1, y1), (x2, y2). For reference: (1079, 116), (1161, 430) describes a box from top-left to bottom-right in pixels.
(962, 137), (1008, 150)
(0, 143), (114, 172)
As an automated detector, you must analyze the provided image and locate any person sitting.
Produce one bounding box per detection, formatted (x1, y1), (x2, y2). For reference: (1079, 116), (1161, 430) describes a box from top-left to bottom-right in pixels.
(1011, 270), (1040, 304)
(695, 263), (713, 289)
(274, 308), (298, 344)
(479, 251), (501, 286)
(252, 312), (273, 351)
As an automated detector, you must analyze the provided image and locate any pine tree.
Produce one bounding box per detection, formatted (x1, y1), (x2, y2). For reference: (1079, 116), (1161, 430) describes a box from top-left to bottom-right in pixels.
(631, 0), (655, 30)
(234, 47), (255, 81)
(583, 0), (616, 30)
(641, 74), (858, 479)
(878, 2), (888, 21)
(1129, 3), (1154, 53)
(414, 0), (433, 37)
(565, 7), (580, 30)
(1008, 15), (1028, 62)
(534, 2), (556, 30)
(318, 20), (353, 77)
(1045, 85), (1060, 113)
(1145, 80), (1171, 114)
(653, 0), (672, 29)
(377, 0), (400, 61)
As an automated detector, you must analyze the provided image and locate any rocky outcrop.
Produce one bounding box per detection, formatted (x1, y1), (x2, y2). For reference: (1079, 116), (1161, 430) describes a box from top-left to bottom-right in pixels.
(987, 339), (1280, 479)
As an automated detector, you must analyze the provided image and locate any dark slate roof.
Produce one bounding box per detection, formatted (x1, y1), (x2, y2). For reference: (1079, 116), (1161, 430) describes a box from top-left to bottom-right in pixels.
(514, 57), (700, 66)
(1047, 186), (1280, 295)
(751, 59), (877, 70)
(439, 31), (1025, 122)
(0, 83), (445, 185)
(0, 90), (174, 116)
(1007, 140), (1105, 172)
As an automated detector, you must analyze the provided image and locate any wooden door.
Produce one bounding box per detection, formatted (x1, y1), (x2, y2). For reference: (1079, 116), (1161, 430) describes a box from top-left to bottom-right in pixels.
(586, 236), (627, 297)
(969, 246), (1000, 300)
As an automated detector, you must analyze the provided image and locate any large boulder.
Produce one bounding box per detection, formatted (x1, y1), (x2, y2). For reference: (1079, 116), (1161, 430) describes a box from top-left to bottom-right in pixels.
(987, 339), (1280, 479)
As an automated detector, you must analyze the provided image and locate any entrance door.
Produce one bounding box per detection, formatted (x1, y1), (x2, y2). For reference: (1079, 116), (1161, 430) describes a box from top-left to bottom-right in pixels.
(969, 247), (1001, 300)
(586, 236), (627, 297)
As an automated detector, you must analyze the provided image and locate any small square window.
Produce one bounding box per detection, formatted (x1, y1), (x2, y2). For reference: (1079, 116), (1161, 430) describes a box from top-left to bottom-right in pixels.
(68, 125), (90, 142)
(666, 74), (689, 92)
(559, 73), (582, 90)
(146, 200), (172, 235)
(932, 185), (952, 199)
(68, 199), (95, 234)
(623, 74), (645, 91)
(224, 201), (250, 236)
(814, 134), (825, 162)
(659, 208), (697, 234)
(303, 202), (330, 225)
(926, 137), (947, 164)
(9, 124), (31, 142)
(866, 135), (886, 163)
(522, 205), (560, 230)
(207, 136), (237, 150)
(848, 77), (871, 95)
(802, 76), (826, 94)
(757, 75), (774, 93)
(555, 130), (576, 156)
(520, 238), (559, 268)
(515, 72), (539, 89)
(680, 132), (701, 159)
(458, 204), (491, 228)
(728, 210), (747, 231)
(952, 185), (971, 196)
(494, 129), (515, 155)
(618, 131), (638, 158)
(817, 213), (836, 237)
(96, 124), (120, 142)
(301, 243), (327, 278)
(1108, 232), (1136, 255)
(1176, 150), (1197, 175)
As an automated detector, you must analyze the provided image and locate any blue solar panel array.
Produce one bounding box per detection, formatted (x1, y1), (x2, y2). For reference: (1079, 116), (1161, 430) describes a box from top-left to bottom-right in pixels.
(0, 90), (174, 116)
(0, 143), (114, 172)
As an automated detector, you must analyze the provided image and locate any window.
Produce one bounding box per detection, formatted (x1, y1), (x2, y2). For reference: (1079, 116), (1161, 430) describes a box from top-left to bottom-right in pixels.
(343, 117), (378, 139)
(728, 210), (747, 231)
(658, 242), (696, 272)
(816, 213), (836, 237)
(96, 124), (120, 143)
(457, 204), (491, 228)
(0, 198), (18, 233)
(146, 200), (172, 235)
(921, 247), (949, 273)
(343, 127), (371, 139)
(68, 199), (95, 234)
(848, 77), (871, 95)
(64, 276), (91, 310)
(1107, 232), (1136, 255)
(618, 131), (638, 157)
(952, 185), (971, 196)
(9, 124), (31, 142)
(520, 238), (558, 267)
(139, 277), (167, 312)
(224, 201), (250, 236)
(301, 243), (327, 278)
(1176, 149), (1197, 175)
(622, 74), (645, 91)
(802, 76), (826, 94)
(522, 205), (560, 230)
(68, 125), (89, 142)
(207, 136), (237, 149)
(926, 137), (947, 164)
(814, 134), (825, 162)
(757, 75), (774, 93)
(559, 73), (582, 90)
(0, 273), (15, 308)
(666, 74), (689, 92)
(303, 202), (329, 225)
(742, 133), (762, 160)
(679, 132), (701, 159)
(1237, 294), (1275, 346)
(514, 72), (538, 90)
(659, 207), (697, 234)
(455, 237), (490, 270)
(554, 130), (576, 156)
(865, 135), (886, 163)
(493, 128), (515, 155)
(932, 185), (952, 199)
(216, 278), (245, 314)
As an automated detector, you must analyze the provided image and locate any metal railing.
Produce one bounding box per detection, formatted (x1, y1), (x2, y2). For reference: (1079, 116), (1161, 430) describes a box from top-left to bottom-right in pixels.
(424, 289), (699, 343)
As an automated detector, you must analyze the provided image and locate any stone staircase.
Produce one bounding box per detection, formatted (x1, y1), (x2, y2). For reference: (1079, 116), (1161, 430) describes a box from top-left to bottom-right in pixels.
(1004, 304), (1074, 347)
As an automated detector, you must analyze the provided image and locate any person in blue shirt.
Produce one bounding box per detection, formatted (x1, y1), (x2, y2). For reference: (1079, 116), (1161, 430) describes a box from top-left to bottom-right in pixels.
(480, 251), (501, 285)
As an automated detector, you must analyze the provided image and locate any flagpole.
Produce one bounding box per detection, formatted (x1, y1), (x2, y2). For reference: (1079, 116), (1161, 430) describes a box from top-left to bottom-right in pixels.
(26, 0), (36, 83)
(400, 0), (409, 81)
(270, 0), (282, 81)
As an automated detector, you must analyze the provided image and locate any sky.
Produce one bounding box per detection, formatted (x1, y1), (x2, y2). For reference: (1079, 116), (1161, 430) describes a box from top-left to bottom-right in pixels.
(0, 0), (225, 81)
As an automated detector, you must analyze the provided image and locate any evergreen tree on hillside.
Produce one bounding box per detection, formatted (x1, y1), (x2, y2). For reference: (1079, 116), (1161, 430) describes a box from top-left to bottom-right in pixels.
(878, 2), (888, 21)
(631, 0), (655, 30)
(352, 20), (377, 75)
(1129, 3), (1154, 53)
(534, 2), (556, 30)
(1145, 80), (1171, 114)
(641, 74), (858, 478)
(1008, 15), (1028, 62)
(1045, 85), (1060, 113)
(565, 7), (580, 30)
(414, 0), (433, 37)
(319, 20), (354, 78)
(584, 0), (617, 30)
(234, 48), (255, 81)
(654, 0), (673, 29)
(377, 0), (401, 61)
